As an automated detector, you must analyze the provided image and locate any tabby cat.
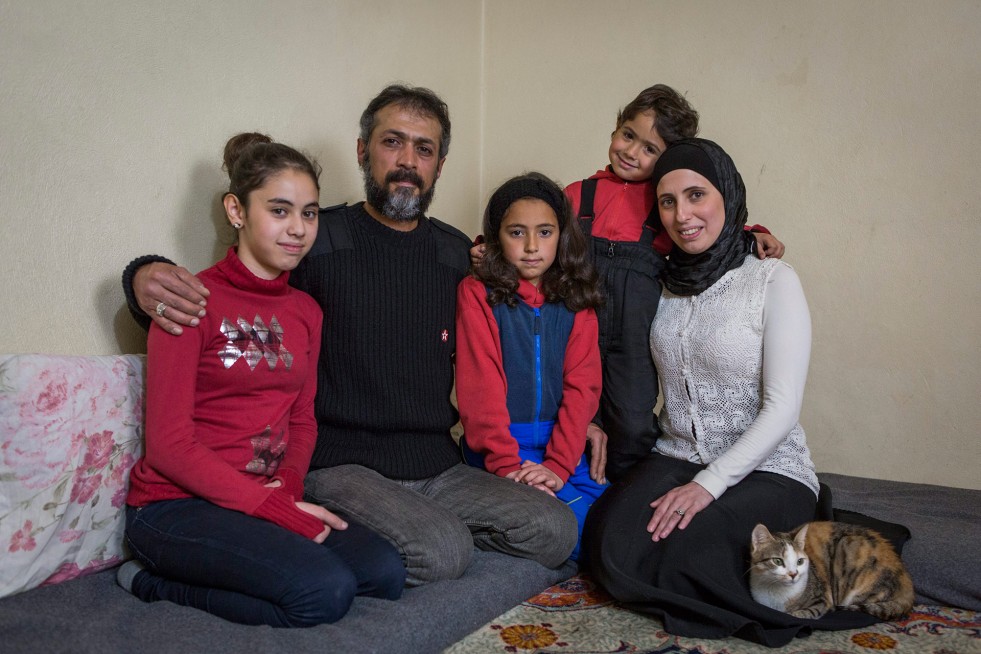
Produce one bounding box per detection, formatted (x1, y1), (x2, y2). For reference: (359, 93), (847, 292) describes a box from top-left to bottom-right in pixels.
(749, 521), (914, 620)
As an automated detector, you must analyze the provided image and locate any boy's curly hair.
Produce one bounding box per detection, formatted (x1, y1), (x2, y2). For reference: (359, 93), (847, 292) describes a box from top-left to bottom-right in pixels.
(616, 84), (699, 144)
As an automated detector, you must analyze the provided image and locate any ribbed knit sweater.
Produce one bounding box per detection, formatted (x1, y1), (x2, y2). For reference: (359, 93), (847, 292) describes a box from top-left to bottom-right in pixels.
(290, 203), (470, 480)
(127, 247), (326, 539)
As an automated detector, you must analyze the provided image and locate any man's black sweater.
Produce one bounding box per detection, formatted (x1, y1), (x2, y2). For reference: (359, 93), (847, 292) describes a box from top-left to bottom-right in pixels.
(290, 203), (471, 479)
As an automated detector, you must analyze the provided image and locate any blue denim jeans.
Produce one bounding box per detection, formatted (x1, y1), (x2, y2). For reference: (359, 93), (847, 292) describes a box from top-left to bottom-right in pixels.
(304, 463), (578, 587)
(124, 498), (405, 627)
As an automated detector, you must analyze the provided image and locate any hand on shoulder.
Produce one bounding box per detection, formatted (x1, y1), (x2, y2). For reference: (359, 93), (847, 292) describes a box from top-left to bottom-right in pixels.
(134, 261), (210, 335)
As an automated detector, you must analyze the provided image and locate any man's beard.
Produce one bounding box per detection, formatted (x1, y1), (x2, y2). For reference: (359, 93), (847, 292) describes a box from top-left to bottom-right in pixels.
(362, 155), (437, 223)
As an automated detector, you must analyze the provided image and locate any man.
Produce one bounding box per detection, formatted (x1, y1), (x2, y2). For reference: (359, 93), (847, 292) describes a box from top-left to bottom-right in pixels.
(123, 84), (578, 585)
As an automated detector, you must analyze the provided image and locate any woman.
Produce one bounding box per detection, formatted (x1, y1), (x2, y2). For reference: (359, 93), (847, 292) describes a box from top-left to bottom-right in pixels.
(582, 138), (878, 646)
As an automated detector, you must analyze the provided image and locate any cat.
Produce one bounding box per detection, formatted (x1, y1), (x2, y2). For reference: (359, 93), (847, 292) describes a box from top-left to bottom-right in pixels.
(749, 521), (914, 620)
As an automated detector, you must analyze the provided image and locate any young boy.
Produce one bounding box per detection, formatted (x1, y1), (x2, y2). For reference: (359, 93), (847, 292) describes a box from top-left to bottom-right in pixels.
(566, 85), (783, 484)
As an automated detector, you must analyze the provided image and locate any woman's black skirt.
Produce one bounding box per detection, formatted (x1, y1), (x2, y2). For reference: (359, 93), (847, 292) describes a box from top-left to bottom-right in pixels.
(582, 453), (881, 647)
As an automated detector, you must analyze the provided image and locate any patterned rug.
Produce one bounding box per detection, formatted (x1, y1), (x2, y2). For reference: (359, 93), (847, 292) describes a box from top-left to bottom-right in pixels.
(445, 574), (981, 653)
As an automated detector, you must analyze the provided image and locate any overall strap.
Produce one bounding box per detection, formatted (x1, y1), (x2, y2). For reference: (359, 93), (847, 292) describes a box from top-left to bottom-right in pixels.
(639, 199), (661, 248)
(577, 178), (597, 238)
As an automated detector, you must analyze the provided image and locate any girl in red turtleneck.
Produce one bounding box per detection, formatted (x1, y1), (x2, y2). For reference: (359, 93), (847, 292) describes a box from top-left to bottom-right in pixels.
(119, 133), (404, 627)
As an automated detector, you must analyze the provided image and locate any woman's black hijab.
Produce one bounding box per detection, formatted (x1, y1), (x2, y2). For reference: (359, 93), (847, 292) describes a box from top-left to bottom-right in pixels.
(651, 138), (755, 296)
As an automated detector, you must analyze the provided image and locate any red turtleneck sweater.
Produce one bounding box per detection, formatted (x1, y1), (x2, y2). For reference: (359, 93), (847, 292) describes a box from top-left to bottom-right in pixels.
(127, 247), (325, 539)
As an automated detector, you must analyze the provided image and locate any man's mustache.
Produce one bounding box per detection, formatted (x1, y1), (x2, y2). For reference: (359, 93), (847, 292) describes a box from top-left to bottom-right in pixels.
(386, 169), (424, 188)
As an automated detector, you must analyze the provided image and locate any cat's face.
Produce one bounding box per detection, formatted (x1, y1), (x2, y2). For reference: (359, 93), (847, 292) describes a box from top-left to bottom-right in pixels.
(755, 542), (809, 586)
(750, 523), (809, 587)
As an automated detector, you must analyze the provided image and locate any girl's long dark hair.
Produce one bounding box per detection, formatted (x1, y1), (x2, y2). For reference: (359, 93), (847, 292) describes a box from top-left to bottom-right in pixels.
(477, 172), (602, 312)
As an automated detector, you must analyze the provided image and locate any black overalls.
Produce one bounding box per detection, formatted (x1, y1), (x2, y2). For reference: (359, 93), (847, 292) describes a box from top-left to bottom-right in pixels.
(577, 178), (667, 482)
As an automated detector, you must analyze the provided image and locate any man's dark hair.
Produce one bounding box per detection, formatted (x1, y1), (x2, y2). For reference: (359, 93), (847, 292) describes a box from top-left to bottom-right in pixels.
(359, 84), (451, 159)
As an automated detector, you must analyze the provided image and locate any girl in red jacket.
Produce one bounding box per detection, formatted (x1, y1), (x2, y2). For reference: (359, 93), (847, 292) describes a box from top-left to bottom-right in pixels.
(118, 133), (404, 627)
(456, 172), (604, 561)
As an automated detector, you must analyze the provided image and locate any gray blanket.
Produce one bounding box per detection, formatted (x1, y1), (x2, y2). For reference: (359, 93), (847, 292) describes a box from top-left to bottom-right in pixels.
(0, 550), (574, 654)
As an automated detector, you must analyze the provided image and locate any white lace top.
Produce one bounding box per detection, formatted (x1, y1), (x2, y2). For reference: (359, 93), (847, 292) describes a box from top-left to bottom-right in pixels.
(650, 255), (819, 498)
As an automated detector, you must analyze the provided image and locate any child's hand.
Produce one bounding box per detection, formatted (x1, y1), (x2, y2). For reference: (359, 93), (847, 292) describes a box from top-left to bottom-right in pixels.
(585, 423), (608, 484)
(469, 242), (486, 266)
(295, 501), (348, 543)
(754, 232), (785, 259)
(507, 461), (564, 492)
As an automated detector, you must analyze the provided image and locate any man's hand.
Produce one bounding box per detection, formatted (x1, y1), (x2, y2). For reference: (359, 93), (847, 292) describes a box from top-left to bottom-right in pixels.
(754, 232), (785, 260)
(295, 501), (348, 544)
(585, 422), (608, 485)
(134, 262), (210, 335)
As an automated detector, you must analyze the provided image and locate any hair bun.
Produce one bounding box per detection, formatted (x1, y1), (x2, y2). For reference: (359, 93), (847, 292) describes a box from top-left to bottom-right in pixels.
(223, 132), (273, 174)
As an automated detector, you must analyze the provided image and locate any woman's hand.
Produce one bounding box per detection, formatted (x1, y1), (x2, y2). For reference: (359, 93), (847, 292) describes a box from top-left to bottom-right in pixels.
(647, 482), (714, 542)
(507, 461), (564, 495)
(295, 501), (348, 544)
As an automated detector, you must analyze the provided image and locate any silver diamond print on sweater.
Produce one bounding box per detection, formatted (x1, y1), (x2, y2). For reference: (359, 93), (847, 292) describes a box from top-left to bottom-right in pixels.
(218, 315), (293, 370)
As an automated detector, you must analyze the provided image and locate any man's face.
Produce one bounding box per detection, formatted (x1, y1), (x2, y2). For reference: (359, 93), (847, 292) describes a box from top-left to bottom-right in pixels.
(358, 103), (445, 223)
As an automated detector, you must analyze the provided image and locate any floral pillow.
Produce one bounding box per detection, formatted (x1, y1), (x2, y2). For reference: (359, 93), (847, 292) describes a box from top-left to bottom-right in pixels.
(0, 354), (145, 598)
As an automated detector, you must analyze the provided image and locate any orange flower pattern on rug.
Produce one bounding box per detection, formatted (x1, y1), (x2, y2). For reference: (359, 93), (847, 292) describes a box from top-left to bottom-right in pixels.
(495, 623), (560, 650)
(524, 575), (613, 611)
(851, 632), (898, 649)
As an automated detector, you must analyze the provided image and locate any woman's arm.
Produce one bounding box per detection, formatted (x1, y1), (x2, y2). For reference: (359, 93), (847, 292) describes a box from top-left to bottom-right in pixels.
(694, 263), (811, 497)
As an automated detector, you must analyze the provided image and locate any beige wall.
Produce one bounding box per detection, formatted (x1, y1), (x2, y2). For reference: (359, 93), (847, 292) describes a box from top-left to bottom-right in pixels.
(0, 0), (485, 353)
(2, 1), (978, 489)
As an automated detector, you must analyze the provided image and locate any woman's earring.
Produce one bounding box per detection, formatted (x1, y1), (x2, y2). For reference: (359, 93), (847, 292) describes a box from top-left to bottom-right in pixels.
(232, 222), (242, 229)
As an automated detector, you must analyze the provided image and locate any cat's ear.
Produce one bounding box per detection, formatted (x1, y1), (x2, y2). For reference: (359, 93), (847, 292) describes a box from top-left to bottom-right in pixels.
(751, 523), (773, 552)
(794, 523), (809, 549)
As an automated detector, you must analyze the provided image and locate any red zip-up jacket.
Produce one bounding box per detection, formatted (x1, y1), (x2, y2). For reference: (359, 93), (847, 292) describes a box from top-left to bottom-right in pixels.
(455, 276), (601, 482)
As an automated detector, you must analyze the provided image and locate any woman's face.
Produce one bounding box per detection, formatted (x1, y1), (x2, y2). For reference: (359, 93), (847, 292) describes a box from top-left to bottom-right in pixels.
(656, 169), (725, 255)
